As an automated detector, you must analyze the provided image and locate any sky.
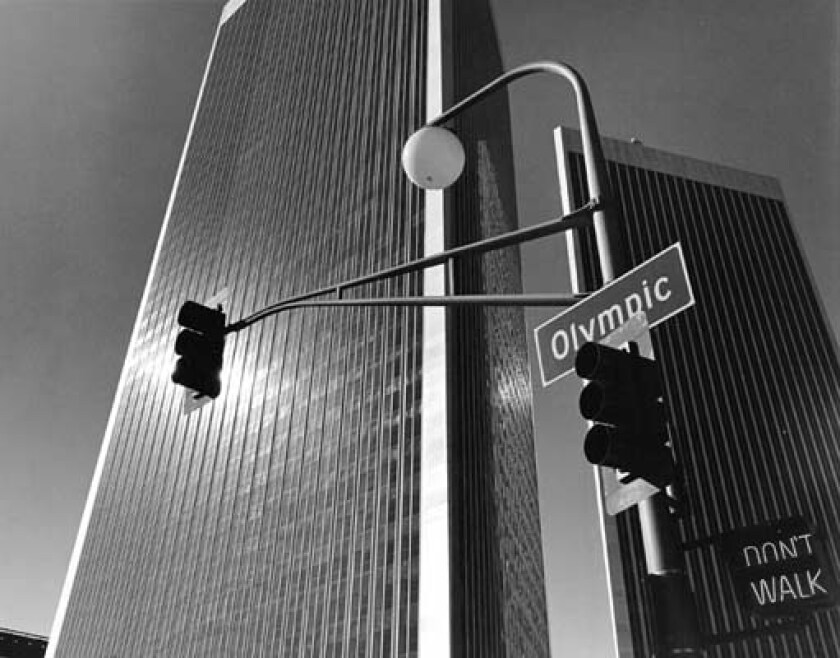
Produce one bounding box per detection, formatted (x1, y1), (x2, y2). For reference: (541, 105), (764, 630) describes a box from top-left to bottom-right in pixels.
(0, 1), (836, 655)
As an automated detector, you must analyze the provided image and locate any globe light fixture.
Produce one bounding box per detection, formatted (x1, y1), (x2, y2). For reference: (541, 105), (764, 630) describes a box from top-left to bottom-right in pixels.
(401, 125), (465, 190)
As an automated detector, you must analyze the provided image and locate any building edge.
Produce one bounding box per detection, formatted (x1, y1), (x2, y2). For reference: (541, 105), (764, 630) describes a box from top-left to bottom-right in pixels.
(418, 0), (452, 655)
(221, 0), (249, 24)
(45, 11), (226, 657)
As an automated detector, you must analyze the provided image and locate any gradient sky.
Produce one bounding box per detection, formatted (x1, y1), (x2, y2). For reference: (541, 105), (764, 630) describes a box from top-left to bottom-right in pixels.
(0, 1), (836, 656)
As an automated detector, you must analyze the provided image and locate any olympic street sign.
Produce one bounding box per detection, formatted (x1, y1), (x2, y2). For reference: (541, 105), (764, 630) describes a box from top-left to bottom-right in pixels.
(534, 242), (695, 387)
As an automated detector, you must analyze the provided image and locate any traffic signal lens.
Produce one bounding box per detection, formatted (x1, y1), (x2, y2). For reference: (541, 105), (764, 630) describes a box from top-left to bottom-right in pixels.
(579, 381), (638, 426)
(579, 381), (604, 421)
(172, 358), (221, 399)
(575, 341), (601, 379)
(177, 301), (225, 334)
(575, 341), (661, 396)
(174, 330), (223, 358)
(584, 424), (630, 467)
(584, 424), (675, 487)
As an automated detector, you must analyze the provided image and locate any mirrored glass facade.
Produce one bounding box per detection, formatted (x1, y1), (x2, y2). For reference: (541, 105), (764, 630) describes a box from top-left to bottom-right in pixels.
(560, 128), (840, 657)
(50, 2), (549, 656)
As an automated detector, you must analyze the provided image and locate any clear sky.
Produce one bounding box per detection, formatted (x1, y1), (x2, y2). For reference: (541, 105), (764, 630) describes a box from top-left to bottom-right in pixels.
(0, 1), (836, 656)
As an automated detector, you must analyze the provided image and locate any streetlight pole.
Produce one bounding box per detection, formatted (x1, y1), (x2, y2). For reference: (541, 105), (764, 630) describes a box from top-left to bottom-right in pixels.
(410, 60), (702, 657)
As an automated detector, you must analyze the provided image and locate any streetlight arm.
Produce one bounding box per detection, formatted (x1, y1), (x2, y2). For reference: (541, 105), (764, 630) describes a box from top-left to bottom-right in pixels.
(225, 200), (597, 333)
(429, 61), (585, 127)
(229, 293), (586, 327)
(426, 60), (625, 279)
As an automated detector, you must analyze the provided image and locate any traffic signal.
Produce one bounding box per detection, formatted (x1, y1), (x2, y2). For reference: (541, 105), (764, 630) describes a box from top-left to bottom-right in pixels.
(575, 341), (674, 488)
(171, 301), (226, 399)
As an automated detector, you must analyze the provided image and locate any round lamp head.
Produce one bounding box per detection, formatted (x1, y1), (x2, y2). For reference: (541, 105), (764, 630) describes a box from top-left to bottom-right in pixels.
(401, 126), (465, 190)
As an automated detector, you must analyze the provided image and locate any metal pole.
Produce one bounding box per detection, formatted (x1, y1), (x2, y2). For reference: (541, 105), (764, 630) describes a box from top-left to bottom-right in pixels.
(567, 68), (704, 658)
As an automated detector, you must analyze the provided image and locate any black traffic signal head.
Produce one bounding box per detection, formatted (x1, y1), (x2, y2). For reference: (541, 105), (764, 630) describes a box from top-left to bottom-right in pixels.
(171, 301), (226, 399)
(177, 301), (226, 334)
(576, 341), (661, 404)
(575, 341), (674, 488)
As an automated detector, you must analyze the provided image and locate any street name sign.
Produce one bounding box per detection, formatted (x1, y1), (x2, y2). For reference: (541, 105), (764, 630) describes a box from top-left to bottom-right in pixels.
(534, 242), (695, 387)
(719, 516), (839, 618)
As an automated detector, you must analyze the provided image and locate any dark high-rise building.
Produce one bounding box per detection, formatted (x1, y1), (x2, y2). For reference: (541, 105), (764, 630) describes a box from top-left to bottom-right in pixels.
(0, 627), (48, 658)
(48, 1), (549, 657)
(558, 128), (840, 657)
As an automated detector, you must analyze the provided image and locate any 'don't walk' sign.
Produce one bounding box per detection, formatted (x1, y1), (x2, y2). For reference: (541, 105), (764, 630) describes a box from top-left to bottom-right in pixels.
(719, 516), (840, 618)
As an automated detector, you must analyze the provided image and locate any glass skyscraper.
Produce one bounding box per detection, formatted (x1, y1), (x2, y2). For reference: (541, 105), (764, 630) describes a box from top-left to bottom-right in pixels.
(558, 128), (840, 657)
(47, 1), (549, 657)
